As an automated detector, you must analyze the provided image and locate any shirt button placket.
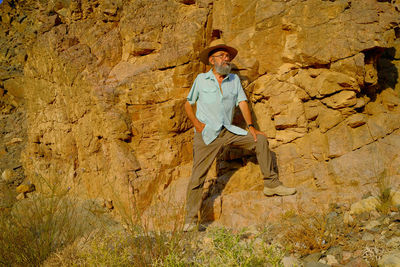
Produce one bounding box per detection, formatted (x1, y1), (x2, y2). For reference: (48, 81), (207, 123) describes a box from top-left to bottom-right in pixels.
(220, 80), (230, 126)
(216, 80), (225, 128)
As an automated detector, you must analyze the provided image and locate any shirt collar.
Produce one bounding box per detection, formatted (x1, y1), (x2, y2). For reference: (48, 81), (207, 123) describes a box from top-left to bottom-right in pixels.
(205, 69), (233, 81)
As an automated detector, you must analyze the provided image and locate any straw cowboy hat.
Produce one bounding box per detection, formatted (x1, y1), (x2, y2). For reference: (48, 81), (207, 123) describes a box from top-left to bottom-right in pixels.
(199, 39), (238, 65)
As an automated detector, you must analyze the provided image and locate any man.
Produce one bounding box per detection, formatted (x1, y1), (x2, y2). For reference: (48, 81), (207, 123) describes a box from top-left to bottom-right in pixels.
(184, 39), (296, 231)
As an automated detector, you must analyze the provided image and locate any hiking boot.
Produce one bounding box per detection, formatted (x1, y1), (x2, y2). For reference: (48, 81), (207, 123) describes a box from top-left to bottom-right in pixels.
(183, 222), (208, 232)
(183, 222), (197, 232)
(263, 185), (297, 196)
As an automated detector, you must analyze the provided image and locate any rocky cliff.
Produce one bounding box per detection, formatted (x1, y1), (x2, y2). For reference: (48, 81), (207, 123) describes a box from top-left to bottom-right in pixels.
(1, 0), (400, 228)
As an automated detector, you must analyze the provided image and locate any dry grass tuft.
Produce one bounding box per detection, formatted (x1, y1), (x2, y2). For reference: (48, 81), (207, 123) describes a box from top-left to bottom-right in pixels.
(188, 227), (287, 267)
(375, 169), (396, 214)
(280, 211), (360, 256)
(0, 176), (104, 266)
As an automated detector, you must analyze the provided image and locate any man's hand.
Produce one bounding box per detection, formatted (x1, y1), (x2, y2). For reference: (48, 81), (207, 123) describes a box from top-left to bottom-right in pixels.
(248, 126), (267, 142)
(238, 101), (267, 141)
(184, 101), (206, 133)
(194, 121), (205, 133)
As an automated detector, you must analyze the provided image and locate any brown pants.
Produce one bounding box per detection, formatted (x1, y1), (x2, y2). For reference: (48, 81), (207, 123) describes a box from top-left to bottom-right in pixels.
(184, 128), (281, 224)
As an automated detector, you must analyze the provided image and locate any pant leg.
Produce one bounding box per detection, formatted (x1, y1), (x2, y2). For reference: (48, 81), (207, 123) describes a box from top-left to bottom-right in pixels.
(185, 132), (223, 224)
(225, 131), (281, 188)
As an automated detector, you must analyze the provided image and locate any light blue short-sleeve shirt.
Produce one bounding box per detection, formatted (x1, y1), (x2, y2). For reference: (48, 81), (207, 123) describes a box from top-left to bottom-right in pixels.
(187, 69), (248, 145)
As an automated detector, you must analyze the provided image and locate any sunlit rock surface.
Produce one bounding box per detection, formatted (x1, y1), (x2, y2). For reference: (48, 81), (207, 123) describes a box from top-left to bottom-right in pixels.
(1, 0), (400, 228)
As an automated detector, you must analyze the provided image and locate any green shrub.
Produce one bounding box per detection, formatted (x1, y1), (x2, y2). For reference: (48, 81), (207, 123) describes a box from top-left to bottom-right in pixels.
(194, 227), (285, 267)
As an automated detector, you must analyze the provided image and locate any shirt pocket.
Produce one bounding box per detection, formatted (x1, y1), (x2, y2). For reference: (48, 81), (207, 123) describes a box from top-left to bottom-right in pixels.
(223, 88), (237, 106)
(200, 86), (219, 104)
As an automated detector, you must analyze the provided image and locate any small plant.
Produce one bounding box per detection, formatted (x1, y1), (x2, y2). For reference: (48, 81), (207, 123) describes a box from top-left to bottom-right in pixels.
(0, 175), (98, 266)
(376, 169), (394, 214)
(102, 177), (191, 267)
(0, 181), (17, 214)
(79, 231), (135, 266)
(194, 227), (285, 267)
(280, 211), (359, 256)
(362, 245), (388, 267)
(281, 209), (296, 220)
(263, 244), (286, 267)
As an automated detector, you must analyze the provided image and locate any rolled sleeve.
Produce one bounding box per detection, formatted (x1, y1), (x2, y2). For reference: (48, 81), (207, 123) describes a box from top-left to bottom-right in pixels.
(236, 79), (247, 106)
(187, 76), (199, 105)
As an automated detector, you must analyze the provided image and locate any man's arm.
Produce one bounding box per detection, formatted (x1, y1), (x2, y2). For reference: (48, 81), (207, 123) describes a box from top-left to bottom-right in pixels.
(238, 100), (267, 142)
(184, 101), (205, 133)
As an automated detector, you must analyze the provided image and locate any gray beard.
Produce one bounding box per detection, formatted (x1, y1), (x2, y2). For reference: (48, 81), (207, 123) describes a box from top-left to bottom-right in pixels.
(214, 62), (232, 75)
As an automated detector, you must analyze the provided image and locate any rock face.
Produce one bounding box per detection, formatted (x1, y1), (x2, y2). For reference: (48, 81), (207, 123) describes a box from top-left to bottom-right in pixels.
(1, 0), (400, 228)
